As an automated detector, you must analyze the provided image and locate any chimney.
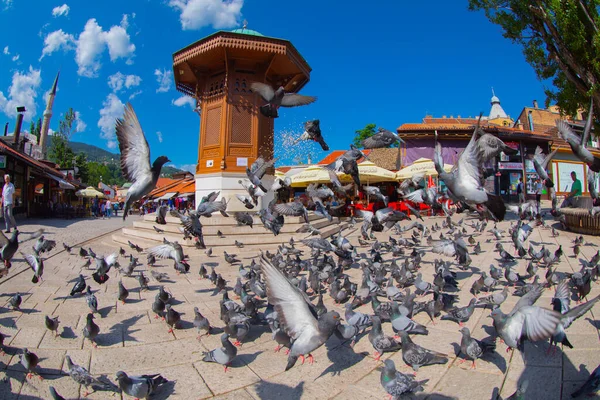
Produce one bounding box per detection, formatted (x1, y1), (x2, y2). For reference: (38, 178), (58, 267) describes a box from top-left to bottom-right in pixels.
(13, 106), (26, 150)
(533, 100), (539, 109)
(527, 110), (535, 131)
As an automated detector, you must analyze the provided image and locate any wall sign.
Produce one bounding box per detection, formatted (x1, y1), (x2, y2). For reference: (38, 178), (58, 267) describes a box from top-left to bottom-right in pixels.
(236, 157), (248, 167)
(498, 162), (523, 170)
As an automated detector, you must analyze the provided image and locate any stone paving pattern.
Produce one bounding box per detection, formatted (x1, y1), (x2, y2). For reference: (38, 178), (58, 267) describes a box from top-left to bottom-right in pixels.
(0, 205), (599, 399)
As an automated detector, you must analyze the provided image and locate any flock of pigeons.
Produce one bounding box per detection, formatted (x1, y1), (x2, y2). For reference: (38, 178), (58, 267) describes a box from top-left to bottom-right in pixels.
(1, 84), (600, 399)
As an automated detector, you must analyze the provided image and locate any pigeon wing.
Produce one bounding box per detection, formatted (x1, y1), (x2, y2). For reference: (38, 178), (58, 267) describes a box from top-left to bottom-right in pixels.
(403, 190), (425, 204)
(520, 306), (561, 342)
(250, 82), (274, 101)
(280, 93), (317, 107)
(147, 244), (175, 260)
(259, 255), (319, 341)
(115, 103), (152, 183)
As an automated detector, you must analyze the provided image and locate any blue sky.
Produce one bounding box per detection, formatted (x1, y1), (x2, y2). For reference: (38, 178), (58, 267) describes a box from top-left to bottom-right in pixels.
(0, 0), (548, 171)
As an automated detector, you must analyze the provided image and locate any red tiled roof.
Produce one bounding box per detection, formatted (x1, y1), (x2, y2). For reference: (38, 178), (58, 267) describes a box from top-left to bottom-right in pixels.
(148, 178), (195, 198)
(276, 166), (292, 173)
(317, 150), (372, 165)
(156, 177), (177, 188)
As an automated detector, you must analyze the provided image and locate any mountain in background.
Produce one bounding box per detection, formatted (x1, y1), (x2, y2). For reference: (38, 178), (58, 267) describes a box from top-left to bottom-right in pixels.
(49, 137), (187, 177)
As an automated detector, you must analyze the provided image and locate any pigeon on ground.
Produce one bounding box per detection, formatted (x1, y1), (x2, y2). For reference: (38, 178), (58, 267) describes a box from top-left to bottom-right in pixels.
(380, 359), (426, 399)
(399, 330), (448, 372)
(250, 82), (317, 118)
(63, 242), (72, 253)
(368, 316), (402, 361)
(115, 370), (168, 399)
(9, 293), (22, 310)
(477, 287), (509, 309)
(234, 212), (254, 228)
(458, 327), (496, 369)
(93, 253), (118, 285)
(165, 304), (181, 333)
(22, 253), (43, 283)
(20, 347), (41, 379)
(260, 254), (341, 370)
(71, 274), (87, 296)
(202, 333), (238, 372)
(150, 270), (169, 282)
(193, 307), (212, 339)
(86, 286), (98, 314)
(155, 206), (168, 225)
(153, 225), (164, 233)
(45, 315), (60, 337)
(83, 313), (100, 347)
(65, 355), (116, 397)
(118, 280), (129, 304)
(116, 103), (170, 220)
(152, 295), (165, 320)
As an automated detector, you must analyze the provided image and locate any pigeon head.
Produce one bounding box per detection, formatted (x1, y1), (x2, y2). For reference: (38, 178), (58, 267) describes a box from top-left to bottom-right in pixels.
(383, 359), (396, 371)
(152, 156), (171, 169)
(304, 119), (321, 135)
(115, 371), (128, 381)
(86, 313), (95, 321)
(221, 333), (230, 343)
(458, 327), (470, 336)
(318, 311), (342, 332)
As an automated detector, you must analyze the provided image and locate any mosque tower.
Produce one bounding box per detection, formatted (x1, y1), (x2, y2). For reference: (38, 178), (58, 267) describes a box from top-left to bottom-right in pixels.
(487, 88), (513, 126)
(39, 71), (59, 160)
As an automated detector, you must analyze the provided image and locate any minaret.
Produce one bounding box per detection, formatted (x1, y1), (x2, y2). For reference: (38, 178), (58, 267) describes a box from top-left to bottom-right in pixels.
(39, 71), (59, 160)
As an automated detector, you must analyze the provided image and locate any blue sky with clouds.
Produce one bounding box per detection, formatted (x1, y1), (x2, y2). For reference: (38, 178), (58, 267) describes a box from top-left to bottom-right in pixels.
(0, 0), (549, 171)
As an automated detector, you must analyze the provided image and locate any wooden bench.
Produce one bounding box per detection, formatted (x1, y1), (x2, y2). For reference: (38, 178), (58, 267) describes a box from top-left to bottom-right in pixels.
(561, 196), (600, 235)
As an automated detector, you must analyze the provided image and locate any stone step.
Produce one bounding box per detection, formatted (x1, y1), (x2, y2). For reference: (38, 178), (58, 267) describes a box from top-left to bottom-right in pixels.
(133, 216), (339, 236)
(142, 212), (323, 226)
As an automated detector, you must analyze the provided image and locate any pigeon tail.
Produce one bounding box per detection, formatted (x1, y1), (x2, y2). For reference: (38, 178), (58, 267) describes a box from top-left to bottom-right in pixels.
(484, 194), (506, 221)
(260, 104), (278, 118)
(285, 354), (299, 371)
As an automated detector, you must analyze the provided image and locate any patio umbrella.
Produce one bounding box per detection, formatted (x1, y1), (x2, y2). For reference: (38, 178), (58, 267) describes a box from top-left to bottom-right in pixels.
(76, 186), (106, 198)
(339, 160), (397, 184)
(290, 165), (331, 187)
(396, 158), (453, 180)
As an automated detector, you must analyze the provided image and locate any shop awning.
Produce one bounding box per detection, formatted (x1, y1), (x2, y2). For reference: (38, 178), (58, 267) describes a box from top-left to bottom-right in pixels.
(47, 174), (76, 190)
(154, 192), (178, 201)
(177, 192), (194, 198)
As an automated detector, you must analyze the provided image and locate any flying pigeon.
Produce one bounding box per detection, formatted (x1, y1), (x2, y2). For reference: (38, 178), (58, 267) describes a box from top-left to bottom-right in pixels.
(556, 99), (600, 171)
(295, 119), (329, 150)
(250, 82), (317, 118)
(116, 103), (170, 220)
(362, 127), (404, 149)
(532, 145), (558, 188)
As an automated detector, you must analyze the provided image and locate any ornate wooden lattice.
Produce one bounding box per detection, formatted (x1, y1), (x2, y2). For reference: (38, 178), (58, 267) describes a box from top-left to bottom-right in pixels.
(205, 75), (225, 99)
(233, 76), (251, 94)
(204, 106), (221, 146)
(231, 101), (253, 144)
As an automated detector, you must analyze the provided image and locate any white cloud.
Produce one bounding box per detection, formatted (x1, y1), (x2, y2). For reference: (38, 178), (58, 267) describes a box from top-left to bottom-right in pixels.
(98, 93), (124, 142)
(168, 0), (243, 30)
(74, 17), (136, 78)
(107, 72), (141, 92)
(40, 29), (75, 60)
(107, 140), (117, 149)
(172, 95), (195, 109)
(3, 46), (9, 55)
(178, 163), (196, 173)
(0, 66), (42, 122)
(74, 111), (86, 132)
(154, 68), (172, 93)
(52, 4), (70, 17)
(156, 131), (163, 143)
(11, 54), (19, 62)
(128, 90), (142, 100)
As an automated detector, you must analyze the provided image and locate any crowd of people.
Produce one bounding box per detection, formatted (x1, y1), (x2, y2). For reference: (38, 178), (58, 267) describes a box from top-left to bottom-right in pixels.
(91, 196), (122, 219)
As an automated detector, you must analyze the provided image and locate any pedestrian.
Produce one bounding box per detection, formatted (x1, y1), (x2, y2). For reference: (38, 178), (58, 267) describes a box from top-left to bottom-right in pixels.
(2, 174), (17, 233)
(92, 195), (99, 218)
(100, 201), (106, 219)
(106, 199), (112, 218)
(535, 178), (543, 215)
(561, 171), (582, 208)
(516, 178), (525, 204)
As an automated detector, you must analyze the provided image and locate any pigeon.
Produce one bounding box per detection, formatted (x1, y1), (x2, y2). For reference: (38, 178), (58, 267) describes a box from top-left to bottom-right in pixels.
(62, 242), (72, 253)
(138, 272), (150, 291)
(71, 274), (87, 296)
(273, 201), (309, 224)
(155, 205), (168, 225)
(458, 327), (495, 369)
(9, 293), (22, 310)
(235, 194), (255, 209)
(368, 316), (402, 361)
(153, 225), (164, 233)
(196, 196), (229, 218)
(571, 363), (600, 398)
(441, 298), (477, 326)
(20, 348), (41, 379)
(79, 247), (89, 258)
(399, 330), (448, 371)
(147, 241), (185, 264)
(128, 240), (143, 253)
(250, 82), (317, 118)
(152, 295), (165, 320)
(380, 359), (426, 399)
(116, 103), (171, 220)
(296, 119), (329, 150)
(362, 127), (404, 149)
(259, 254), (341, 370)
(22, 253), (43, 283)
(93, 253), (118, 285)
(234, 211), (254, 228)
(556, 100), (600, 172)
(390, 301), (428, 335)
(65, 355), (116, 397)
(477, 286), (509, 309)
(150, 270), (169, 282)
(32, 235), (56, 255)
(165, 304), (181, 333)
(202, 333), (238, 372)
(45, 315), (60, 337)
(118, 280), (129, 304)
(83, 313), (100, 347)
(532, 146), (558, 188)
(115, 370), (168, 399)
(193, 307), (212, 339)
(86, 286), (99, 314)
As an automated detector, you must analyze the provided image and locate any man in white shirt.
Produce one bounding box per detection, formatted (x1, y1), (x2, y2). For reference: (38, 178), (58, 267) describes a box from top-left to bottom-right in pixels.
(2, 174), (17, 233)
(106, 199), (112, 218)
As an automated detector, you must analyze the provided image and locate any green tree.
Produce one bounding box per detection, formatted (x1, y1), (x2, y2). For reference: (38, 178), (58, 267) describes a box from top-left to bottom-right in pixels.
(48, 108), (76, 168)
(74, 152), (89, 184)
(353, 123), (377, 148)
(468, 0), (600, 118)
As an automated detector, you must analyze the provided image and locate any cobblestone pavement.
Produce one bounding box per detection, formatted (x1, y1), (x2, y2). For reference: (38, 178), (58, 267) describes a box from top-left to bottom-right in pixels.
(1, 207), (600, 399)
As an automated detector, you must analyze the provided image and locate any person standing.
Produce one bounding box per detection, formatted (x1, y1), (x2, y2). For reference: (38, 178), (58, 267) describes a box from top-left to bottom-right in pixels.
(516, 178), (525, 204)
(561, 171), (582, 208)
(2, 174), (17, 233)
(106, 199), (112, 218)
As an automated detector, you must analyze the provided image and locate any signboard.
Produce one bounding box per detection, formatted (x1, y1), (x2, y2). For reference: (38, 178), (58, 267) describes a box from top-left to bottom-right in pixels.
(498, 162), (523, 170)
(236, 157), (248, 167)
(0, 155), (5, 169)
(524, 159), (536, 173)
(556, 161), (585, 193)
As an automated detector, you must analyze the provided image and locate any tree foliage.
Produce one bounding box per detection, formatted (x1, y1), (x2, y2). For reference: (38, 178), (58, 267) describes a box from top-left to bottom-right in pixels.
(468, 0), (600, 119)
(49, 108), (76, 169)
